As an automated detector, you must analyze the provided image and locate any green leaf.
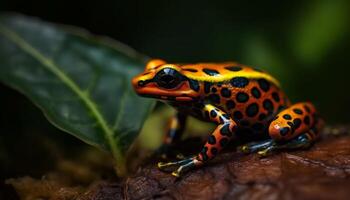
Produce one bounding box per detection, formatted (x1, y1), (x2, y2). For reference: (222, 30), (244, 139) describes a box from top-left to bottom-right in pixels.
(0, 14), (155, 175)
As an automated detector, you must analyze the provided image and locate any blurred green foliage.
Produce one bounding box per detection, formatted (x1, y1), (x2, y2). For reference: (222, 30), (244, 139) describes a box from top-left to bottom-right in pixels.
(291, 0), (348, 64)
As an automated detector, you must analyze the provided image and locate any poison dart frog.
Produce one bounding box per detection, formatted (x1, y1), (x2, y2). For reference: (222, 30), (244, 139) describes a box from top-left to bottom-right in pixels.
(132, 59), (323, 177)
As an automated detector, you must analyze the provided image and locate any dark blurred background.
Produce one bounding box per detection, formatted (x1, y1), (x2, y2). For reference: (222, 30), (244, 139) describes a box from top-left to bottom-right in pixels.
(3, 0), (350, 122)
(1, 0), (350, 182)
(2, 0), (350, 122)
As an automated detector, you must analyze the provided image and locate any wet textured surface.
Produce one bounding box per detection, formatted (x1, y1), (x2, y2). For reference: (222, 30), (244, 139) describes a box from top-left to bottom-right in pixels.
(3, 126), (350, 200)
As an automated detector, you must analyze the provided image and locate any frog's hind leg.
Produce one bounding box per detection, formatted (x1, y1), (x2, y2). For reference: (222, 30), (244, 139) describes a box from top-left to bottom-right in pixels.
(246, 102), (323, 156)
(257, 128), (320, 156)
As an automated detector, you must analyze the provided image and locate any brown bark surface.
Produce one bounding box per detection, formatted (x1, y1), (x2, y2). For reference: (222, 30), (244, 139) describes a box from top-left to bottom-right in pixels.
(5, 127), (350, 200)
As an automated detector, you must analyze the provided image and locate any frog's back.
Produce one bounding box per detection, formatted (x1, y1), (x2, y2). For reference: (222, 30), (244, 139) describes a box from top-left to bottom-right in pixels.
(178, 62), (280, 87)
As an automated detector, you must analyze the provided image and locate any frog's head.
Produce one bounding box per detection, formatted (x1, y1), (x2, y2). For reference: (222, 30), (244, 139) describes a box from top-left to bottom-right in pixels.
(132, 59), (200, 101)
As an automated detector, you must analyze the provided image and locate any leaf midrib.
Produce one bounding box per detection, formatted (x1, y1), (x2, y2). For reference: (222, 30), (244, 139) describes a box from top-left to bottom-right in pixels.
(0, 23), (123, 165)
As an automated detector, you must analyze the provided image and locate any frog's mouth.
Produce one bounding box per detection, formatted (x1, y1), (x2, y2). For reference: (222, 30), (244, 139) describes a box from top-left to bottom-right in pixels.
(139, 93), (194, 101)
(132, 78), (197, 102)
(135, 85), (196, 101)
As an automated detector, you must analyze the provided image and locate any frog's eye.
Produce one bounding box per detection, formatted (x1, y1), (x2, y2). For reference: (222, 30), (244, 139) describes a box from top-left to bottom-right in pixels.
(155, 68), (183, 89)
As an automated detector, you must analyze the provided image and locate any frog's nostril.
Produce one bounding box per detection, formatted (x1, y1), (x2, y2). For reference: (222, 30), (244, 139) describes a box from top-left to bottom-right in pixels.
(138, 80), (146, 87)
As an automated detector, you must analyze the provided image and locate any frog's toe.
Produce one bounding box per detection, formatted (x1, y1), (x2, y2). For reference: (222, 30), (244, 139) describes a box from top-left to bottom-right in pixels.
(158, 157), (201, 177)
(158, 157), (192, 172)
(171, 166), (189, 177)
(171, 171), (181, 177)
(171, 159), (198, 177)
(237, 145), (251, 154)
(171, 166), (185, 177)
(257, 146), (274, 157)
(158, 161), (178, 172)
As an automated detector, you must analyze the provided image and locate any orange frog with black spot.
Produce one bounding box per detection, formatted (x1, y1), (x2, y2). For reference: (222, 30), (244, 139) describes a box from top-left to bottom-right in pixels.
(132, 59), (323, 177)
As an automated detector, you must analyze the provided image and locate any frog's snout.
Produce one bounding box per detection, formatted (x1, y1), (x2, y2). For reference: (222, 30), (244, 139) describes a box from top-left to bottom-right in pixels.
(132, 75), (142, 88)
(131, 75), (146, 91)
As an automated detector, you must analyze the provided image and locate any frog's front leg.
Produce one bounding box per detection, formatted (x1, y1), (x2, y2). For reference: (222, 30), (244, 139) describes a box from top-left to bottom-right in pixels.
(158, 104), (237, 177)
(156, 112), (187, 159)
(164, 112), (187, 145)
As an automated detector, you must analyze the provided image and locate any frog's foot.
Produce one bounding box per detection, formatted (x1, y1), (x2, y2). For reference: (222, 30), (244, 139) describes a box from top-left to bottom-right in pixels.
(238, 139), (275, 154)
(256, 133), (315, 157)
(158, 157), (202, 177)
